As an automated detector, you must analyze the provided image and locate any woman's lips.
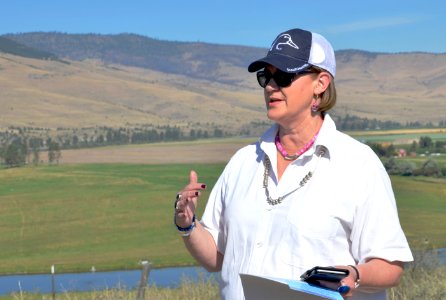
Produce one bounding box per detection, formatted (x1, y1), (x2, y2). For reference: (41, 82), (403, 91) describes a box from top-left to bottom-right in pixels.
(268, 98), (283, 106)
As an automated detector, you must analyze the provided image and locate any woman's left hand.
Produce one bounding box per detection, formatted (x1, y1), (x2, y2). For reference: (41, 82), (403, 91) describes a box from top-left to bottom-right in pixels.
(318, 260), (404, 299)
(317, 265), (357, 299)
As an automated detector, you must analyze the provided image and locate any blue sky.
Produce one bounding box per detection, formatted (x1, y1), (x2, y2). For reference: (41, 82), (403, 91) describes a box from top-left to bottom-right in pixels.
(1, 0), (444, 53)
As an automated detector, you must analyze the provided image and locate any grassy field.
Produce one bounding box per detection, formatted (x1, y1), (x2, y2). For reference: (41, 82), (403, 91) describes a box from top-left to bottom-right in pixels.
(392, 175), (446, 247)
(0, 161), (445, 276)
(347, 128), (446, 144)
(0, 163), (225, 274)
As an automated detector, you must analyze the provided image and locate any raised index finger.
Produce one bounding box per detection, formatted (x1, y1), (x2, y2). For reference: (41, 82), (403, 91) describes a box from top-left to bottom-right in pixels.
(188, 170), (206, 190)
(189, 170), (198, 184)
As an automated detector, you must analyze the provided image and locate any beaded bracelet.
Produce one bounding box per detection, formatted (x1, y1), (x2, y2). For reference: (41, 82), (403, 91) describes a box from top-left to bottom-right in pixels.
(174, 215), (196, 237)
(349, 265), (361, 288)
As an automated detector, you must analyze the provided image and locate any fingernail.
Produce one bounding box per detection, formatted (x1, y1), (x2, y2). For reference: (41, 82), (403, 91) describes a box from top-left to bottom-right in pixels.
(201, 184), (207, 189)
(337, 285), (350, 294)
(195, 191), (199, 196)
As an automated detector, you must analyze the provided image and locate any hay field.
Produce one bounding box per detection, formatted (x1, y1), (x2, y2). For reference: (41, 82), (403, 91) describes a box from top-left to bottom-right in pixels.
(348, 128), (446, 144)
(55, 128), (446, 165)
(57, 138), (256, 165)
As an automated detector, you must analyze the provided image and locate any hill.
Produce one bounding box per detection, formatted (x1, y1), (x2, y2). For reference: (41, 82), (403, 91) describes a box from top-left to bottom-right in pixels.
(2, 32), (265, 85)
(0, 32), (445, 135)
(0, 36), (60, 61)
(0, 53), (263, 134)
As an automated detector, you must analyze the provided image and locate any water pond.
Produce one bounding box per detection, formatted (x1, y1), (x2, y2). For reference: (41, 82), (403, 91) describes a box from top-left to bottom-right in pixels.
(0, 248), (444, 295)
(0, 266), (213, 295)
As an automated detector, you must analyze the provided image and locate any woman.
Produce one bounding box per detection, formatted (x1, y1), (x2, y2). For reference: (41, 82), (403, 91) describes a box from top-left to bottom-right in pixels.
(173, 28), (413, 299)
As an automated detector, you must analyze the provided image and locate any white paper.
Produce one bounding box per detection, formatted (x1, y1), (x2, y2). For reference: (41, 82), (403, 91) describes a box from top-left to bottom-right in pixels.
(240, 273), (343, 300)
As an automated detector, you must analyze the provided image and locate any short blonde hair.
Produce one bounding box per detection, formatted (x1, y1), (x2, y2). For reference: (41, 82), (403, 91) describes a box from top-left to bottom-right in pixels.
(309, 66), (337, 113)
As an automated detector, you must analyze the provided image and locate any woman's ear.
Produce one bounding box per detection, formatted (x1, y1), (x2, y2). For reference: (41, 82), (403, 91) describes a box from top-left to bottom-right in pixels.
(313, 72), (331, 95)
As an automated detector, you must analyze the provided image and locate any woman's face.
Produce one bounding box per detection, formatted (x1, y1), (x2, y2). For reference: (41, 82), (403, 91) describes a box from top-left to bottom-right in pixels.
(263, 65), (317, 127)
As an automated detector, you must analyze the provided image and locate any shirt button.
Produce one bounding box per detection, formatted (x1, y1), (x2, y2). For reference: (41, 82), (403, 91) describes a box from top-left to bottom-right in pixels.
(256, 242), (263, 248)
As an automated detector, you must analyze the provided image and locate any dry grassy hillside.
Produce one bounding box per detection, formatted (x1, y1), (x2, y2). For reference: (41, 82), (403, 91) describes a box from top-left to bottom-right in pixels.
(0, 53), (265, 134)
(335, 51), (446, 123)
(1, 51), (445, 134)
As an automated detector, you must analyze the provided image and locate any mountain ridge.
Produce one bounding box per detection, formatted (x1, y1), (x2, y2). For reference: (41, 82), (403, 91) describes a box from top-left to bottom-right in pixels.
(0, 32), (445, 135)
(2, 32), (266, 85)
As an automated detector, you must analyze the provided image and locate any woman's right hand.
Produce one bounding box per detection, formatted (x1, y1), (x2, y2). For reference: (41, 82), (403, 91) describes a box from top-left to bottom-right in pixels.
(174, 170), (206, 228)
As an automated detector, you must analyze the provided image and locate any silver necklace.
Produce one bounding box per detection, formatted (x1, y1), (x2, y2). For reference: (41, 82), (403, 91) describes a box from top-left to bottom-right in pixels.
(263, 146), (327, 206)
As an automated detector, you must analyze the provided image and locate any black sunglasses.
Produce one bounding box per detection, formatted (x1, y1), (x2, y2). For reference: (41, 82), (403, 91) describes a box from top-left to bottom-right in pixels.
(256, 69), (314, 88)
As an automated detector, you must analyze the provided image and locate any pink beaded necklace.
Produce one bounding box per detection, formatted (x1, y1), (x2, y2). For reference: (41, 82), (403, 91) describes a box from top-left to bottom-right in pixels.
(275, 130), (320, 161)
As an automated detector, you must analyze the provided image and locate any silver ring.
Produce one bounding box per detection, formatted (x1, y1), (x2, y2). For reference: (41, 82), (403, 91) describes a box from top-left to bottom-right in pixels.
(175, 193), (182, 210)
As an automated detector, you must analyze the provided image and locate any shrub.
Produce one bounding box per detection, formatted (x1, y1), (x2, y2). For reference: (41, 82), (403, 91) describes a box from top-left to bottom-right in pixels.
(388, 243), (446, 299)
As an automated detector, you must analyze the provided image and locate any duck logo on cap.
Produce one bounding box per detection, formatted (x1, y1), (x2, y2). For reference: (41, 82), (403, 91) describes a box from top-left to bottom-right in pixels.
(270, 34), (299, 51)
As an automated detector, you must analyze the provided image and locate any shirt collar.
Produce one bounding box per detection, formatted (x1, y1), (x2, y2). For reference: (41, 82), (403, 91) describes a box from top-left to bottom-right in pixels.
(314, 113), (336, 158)
(259, 114), (337, 162)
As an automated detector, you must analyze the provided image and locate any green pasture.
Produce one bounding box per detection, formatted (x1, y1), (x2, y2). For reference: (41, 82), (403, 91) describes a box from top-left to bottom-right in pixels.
(392, 175), (446, 248)
(0, 163), (224, 274)
(348, 130), (446, 144)
(0, 163), (445, 275)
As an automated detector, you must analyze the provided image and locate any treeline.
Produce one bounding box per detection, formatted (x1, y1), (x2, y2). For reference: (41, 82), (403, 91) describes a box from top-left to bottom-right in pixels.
(0, 125), (226, 168)
(0, 136), (61, 168)
(1, 117), (445, 171)
(333, 113), (446, 131)
(368, 136), (446, 157)
(384, 157), (445, 177)
(0, 36), (61, 61)
(367, 136), (446, 177)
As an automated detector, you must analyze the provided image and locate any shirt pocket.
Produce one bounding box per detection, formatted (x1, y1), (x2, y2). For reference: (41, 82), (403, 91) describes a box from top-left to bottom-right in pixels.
(288, 213), (340, 240)
(275, 215), (340, 278)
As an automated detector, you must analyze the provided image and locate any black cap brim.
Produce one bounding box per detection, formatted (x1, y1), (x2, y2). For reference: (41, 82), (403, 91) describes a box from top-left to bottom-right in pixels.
(248, 54), (310, 73)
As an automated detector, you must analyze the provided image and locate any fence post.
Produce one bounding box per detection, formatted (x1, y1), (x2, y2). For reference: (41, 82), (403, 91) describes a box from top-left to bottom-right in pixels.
(51, 265), (56, 300)
(136, 260), (152, 300)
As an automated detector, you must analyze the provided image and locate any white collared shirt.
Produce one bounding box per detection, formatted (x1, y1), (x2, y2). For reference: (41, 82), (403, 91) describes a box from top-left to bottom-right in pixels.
(200, 114), (413, 300)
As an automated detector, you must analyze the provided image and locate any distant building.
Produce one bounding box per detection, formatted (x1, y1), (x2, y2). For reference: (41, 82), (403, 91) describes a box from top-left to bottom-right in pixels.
(398, 149), (407, 157)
